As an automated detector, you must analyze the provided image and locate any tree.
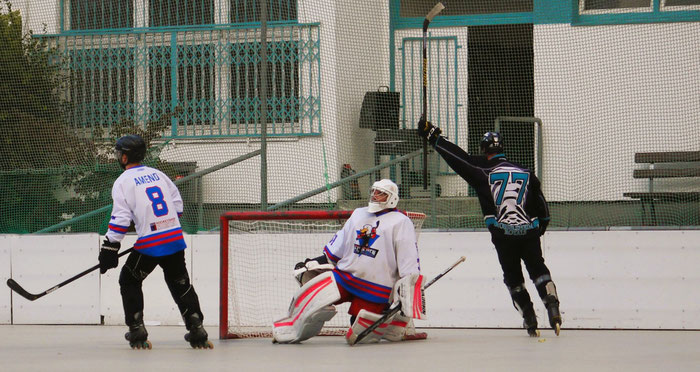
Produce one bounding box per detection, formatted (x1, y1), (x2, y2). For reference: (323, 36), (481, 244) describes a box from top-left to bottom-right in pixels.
(0, 2), (174, 233)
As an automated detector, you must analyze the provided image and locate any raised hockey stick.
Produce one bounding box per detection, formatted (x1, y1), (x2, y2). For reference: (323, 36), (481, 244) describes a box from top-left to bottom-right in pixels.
(421, 2), (445, 189)
(6, 248), (134, 301)
(350, 255), (465, 346)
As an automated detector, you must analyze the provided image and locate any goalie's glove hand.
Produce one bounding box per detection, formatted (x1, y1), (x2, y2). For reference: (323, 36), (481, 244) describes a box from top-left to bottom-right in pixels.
(416, 118), (441, 145)
(294, 257), (315, 271)
(99, 239), (120, 274)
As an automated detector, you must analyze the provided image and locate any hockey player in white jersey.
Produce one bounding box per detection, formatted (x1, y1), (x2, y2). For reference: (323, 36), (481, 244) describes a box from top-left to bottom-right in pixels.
(99, 134), (212, 349)
(272, 179), (427, 344)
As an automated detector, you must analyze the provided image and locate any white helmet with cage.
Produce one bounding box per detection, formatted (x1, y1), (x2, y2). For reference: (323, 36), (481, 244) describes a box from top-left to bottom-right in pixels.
(367, 179), (400, 213)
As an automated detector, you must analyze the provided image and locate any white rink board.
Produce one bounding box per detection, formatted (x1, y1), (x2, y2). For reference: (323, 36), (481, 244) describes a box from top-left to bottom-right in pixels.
(11, 234), (101, 324)
(3, 230), (700, 329)
(0, 235), (12, 324)
(191, 233), (219, 328)
(417, 230), (700, 329)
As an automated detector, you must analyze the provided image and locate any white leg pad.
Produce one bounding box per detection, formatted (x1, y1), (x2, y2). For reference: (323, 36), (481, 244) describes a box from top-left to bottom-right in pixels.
(382, 315), (428, 341)
(345, 309), (393, 345)
(272, 271), (340, 343)
(382, 313), (411, 342)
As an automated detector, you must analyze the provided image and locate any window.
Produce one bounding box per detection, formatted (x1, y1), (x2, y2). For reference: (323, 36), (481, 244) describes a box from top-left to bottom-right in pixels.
(148, 45), (215, 131)
(230, 0), (297, 23)
(69, 48), (135, 127)
(70, 0), (133, 30)
(230, 41), (299, 128)
(399, 0), (531, 17)
(577, 0), (700, 21)
(582, 0), (651, 10)
(149, 0), (214, 26)
(662, 0), (700, 8)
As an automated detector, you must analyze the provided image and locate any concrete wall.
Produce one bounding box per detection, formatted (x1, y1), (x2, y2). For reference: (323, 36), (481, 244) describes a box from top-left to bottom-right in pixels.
(534, 22), (700, 201)
(2, 230), (699, 330)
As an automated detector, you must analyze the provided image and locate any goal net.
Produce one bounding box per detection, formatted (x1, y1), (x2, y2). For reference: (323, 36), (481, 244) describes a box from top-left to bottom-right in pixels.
(219, 210), (426, 339)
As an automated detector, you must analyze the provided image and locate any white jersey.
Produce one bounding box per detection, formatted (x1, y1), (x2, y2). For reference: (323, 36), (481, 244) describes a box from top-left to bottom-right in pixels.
(323, 207), (420, 304)
(105, 165), (186, 257)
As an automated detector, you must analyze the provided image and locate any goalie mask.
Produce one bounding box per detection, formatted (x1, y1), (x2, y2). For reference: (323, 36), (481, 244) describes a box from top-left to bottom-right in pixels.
(368, 179), (399, 213)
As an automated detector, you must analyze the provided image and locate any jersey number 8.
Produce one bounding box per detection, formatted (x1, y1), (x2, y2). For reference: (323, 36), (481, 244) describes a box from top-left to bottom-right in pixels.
(146, 186), (169, 217)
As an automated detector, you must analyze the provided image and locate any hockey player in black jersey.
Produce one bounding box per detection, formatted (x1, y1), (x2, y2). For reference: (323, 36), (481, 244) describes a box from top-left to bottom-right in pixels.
(417, 119), (562, 336)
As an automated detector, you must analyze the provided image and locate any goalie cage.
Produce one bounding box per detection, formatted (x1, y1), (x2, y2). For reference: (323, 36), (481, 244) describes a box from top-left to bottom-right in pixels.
(219, 210), (427, 339)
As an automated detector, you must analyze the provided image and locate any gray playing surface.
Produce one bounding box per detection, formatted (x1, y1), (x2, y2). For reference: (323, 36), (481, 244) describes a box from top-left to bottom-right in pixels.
(2, 325), (698, 372)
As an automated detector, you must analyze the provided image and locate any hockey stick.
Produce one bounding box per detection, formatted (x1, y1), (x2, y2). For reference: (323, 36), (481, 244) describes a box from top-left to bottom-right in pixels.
(421, 2), (445, 189)
(6, 247), (134, 301)
(350, 255), (465, 346)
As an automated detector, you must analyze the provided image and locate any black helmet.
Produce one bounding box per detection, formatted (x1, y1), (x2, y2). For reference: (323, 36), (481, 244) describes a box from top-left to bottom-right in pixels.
(480, 132), (504, 155)
(115, 135), (146, 165)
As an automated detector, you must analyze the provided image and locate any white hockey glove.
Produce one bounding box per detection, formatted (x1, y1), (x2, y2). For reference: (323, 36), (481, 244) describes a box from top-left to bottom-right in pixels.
(294, 259), (334, 286)
(391, 273), (427, 320)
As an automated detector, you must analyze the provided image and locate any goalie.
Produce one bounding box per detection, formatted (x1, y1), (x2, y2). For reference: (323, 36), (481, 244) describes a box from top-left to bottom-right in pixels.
(272, 179), (427, 345)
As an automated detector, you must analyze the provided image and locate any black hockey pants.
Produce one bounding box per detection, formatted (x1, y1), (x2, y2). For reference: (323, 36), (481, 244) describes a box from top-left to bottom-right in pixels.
(119, 249), (204, 329)
(491, 235), (552, 300)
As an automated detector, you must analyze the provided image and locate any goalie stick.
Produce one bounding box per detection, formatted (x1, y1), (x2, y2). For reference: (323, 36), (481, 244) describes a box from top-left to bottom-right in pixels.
(6, 248), (134, 301)
(350, 255), (465, 345)
(421, 2), (445, 189)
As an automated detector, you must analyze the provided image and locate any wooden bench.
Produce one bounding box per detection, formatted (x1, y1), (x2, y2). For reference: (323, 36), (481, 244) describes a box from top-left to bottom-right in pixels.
(623, 151), (700, 224)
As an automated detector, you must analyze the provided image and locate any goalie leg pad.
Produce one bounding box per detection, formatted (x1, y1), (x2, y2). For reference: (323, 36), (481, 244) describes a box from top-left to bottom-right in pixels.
(382, 315), (427, 342)
(345, 309), (392, 345)
(391, 273), (427, 320)
(272, 271), (340, 344)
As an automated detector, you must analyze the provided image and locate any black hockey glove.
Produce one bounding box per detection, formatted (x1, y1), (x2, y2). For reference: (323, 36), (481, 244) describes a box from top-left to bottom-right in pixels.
(99, 239), (120, 274)
(417, 118), (442, 145)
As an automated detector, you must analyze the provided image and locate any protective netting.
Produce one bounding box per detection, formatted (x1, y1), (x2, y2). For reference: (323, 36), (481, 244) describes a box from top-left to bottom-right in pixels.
(1, 0), (698, 234)
(220, 210), (426, 338)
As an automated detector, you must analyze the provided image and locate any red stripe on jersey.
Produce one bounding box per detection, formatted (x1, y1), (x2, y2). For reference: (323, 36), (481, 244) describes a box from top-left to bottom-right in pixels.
(136, 228), (182, 244)
(135, 234), (183, 249)
(335, 270), (391, 295)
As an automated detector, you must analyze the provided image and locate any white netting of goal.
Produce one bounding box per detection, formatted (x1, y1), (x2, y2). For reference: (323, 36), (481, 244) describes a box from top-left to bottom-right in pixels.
(219, 210), (426, 339)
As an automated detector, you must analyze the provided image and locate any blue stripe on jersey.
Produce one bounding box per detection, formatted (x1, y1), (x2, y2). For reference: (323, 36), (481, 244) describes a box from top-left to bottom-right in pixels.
(323, 246), (341, 263)
(134, 227), (186, 257)
(332, 269), (392, 304)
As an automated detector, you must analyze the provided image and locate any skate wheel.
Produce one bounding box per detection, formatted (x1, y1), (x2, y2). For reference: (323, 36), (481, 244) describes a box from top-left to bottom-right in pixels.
(131, 341), (152, 350)
(555, 323), (561, 336)
(191, 341), (214, 349)
(528, 330), (540, 337)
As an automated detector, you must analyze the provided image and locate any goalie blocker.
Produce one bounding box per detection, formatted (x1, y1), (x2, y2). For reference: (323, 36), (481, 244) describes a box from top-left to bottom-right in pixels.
(272, 271), (427, 344)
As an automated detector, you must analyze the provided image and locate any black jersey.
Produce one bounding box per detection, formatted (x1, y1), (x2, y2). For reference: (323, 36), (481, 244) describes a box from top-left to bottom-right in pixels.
(433, 136), (550, 237)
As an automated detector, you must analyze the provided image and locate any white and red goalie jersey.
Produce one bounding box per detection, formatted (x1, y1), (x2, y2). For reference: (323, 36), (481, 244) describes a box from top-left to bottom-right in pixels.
(105, 165), (186, 257)
(323, 207), (420, 304)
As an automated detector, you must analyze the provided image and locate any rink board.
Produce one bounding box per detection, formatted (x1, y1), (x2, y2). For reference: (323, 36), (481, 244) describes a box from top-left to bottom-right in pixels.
(2, 230), (699, 329)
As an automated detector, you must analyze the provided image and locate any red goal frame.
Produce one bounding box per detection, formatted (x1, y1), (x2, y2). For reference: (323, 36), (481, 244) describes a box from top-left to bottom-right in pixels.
(219, 209), (425, 339)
